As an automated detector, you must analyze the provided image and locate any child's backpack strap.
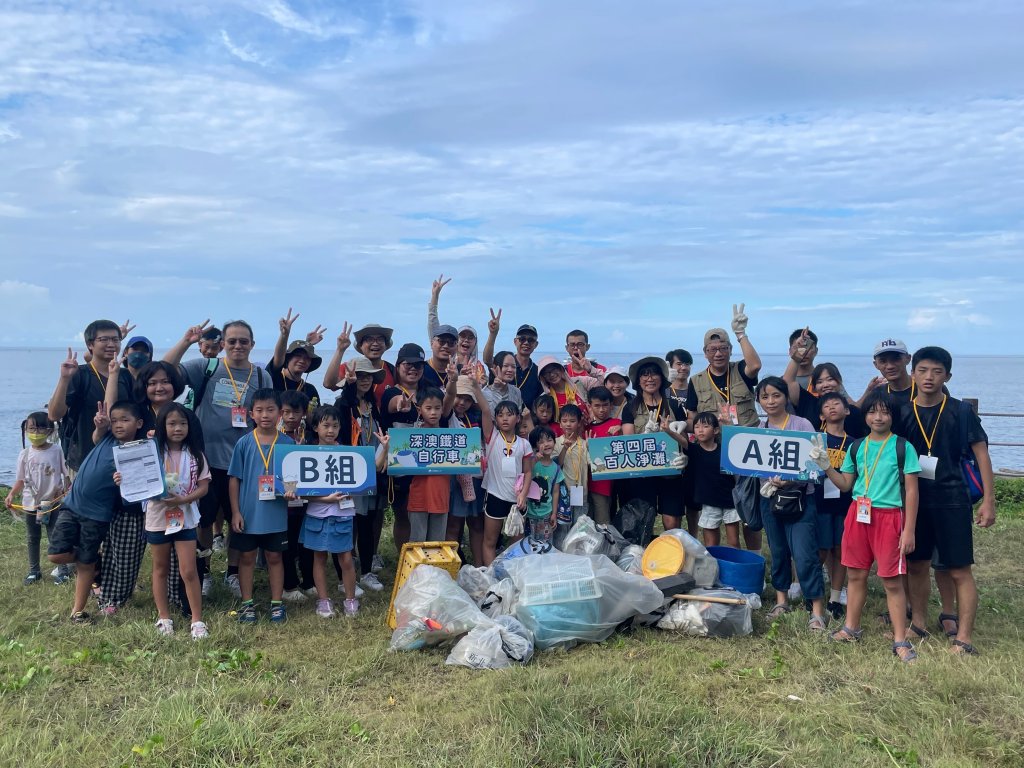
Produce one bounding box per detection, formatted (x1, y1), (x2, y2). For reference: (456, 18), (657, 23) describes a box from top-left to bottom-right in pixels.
(895, 436), (907, 506)
(847, 437), (865, 475)
(188, 358), (220, 411)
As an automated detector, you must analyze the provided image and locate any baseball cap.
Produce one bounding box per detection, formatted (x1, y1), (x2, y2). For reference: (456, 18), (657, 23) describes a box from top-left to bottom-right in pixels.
(125, 336), (154, 356)
(433, 324), (458, 340)
(873, 338), (909, 358)
(396, 343), (426, 363)
(515, 324), (538, 338)
(703, 328), (731, 348)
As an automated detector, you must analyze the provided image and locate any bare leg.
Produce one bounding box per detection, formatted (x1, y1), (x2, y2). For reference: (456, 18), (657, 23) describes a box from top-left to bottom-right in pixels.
(685, 508), (700, 537)
(483, 516), (503, 566)
(151, 544), (172, 620)
(935, 568), (958, 633)
(882, 575), (908, 644)
(743, 525), (762, 552)
(662, 515), (681, 532)
(72, 562), (96, 615)
(338, 551), (357, 600)
(949, 566), (978, 646)
(467, 516), (485, 567)
(265, 552), (284, 602)
(843, 568), (869, 631)
(176, 540), (202, 623)
(724, 522), (740, 548)
(238, 550), (257, 601)
(312, 551), (328, 599)
(907, 560), (932, 631)
(702, 527), (720, 547)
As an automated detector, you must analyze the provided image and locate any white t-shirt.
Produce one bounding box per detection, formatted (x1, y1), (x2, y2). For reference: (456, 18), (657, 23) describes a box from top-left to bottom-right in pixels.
(15, 444), (68, 510)
(144, 449), (211, 532)
(481, 430), (533, 502)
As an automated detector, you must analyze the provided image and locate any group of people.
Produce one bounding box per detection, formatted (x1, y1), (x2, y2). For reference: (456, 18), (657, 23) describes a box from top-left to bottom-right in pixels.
(5, 276), (996, 660)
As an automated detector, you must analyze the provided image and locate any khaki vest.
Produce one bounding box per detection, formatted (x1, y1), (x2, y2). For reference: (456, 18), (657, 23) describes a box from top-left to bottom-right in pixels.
(691, 362), (758, 426)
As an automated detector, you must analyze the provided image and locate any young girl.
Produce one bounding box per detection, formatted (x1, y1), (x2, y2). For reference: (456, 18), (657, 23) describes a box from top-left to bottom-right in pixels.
(688, 412), (740, 547)
(447, 376), (486, 565)
(5, 412), (69, 585)
(527, 425), (562, 544)
(140, 404), (211, 639)
(481, 400), (533, 565)
(517, 406), (535, 439)
(757, 376), (828, 631)
(532, 394), (562, 437)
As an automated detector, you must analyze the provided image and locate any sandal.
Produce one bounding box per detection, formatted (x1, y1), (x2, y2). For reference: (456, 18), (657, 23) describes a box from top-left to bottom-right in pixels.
(949, 639), (979, 656)
(938, 613), (959, 639)
(878, 607), (913, 627)
(766, 603), (793, 620)
(829, 625), (863, 643)
(808, 614), (829, 632)
(909, 624), (930, 640)
(892, 640), (917, 663)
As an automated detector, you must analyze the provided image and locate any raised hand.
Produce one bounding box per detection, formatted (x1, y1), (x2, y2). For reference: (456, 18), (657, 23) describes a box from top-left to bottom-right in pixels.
(487, 307), (502, 335)
(731, 303), (749, 336)
(446, 359), (458, 383)
(279, 307), (299, 337)
(305, 324), (326, 346)
(375, 428), (390, 449)
(571, 348), (591, 372)
(337, 321), (352, 352)
(808, 432), (831, 470)
(94, 401), (109, 431)
(60, 348), (79, 380)
(182, 319), (212, 345)
(107, 357), (120, 377)
(119, 320), (137, 339)
(431, 274), (452, 301)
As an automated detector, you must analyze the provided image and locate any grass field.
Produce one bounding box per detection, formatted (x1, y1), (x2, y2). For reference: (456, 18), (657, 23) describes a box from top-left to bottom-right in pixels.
(1, 482), (1023, 768)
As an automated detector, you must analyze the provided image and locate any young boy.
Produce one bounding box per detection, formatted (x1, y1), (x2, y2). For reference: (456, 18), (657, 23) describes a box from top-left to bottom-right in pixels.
(528, 425), (562, 544)
(816, 389), (921, 662)
(408, 383), (456, 543)
(278, 390), (313, 602)
(228, 389), (295, 624)
(817, 392), (854, 620)
(585, 387), (621, 525)
(895, 346), (996, 655)
(48, 400), (144, 623)
(555, 404), (588, 525)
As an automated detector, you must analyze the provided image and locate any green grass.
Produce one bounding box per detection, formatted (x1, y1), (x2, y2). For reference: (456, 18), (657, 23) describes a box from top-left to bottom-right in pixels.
(1, 482), (1023, 767)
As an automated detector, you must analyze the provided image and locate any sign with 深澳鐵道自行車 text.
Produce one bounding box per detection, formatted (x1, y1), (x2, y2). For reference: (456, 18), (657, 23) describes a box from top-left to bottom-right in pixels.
(387, 428), (482, 475)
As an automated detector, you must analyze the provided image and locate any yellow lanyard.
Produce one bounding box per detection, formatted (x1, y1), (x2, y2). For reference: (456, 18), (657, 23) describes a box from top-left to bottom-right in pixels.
(253, 430), (280, 474)
(223, 360), (254, 405)
(516, 363), (533, 389)
(642, 398), (663, 422)
(612, 401), (625, 419)
(912, 394), (947, 456)
(768, 414), (791, 430)
(88, 362), (107, 390)
(429, 361), (449, 388)
(552, 383), (577, 420)
(282, 368), (305, 391)
(861, 434), (892, 493)
(707, 366), (730, 403)
(500, 431), (517, 457)
(563, 440), (585, 485)
(821, 431), (848, 469)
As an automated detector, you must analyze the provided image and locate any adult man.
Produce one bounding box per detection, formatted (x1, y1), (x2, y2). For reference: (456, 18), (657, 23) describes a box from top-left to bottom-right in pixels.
(483, 319), (543, 409)
(164, 319), (269, 596)
(685, 305), (762, 429)
(868, 338), (916, 406)
(788, 328), (819, 390)
(323, 322), (396, 407)
(421, 324), (458, 390)
(267, 308), (325, 410)
(564, 330), (606, 378)
(48, 320), (133, 472)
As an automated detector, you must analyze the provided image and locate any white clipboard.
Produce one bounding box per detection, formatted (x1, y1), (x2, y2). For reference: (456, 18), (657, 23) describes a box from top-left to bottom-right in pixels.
(113, 439), (166, 503)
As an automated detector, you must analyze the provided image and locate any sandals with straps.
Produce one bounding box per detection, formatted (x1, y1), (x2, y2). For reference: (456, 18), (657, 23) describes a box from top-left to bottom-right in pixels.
(949, 639), (979, 656)
(766, 603), (792, 621)
(938, 613), (960, 639)
(829, 625), (863, 643)
(892, 640), (917, 663)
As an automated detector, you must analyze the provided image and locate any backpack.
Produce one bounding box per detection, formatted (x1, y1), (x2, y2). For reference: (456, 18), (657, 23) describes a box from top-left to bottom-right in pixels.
(847, 435), (908, 504)
(958, 400), (984, 504)
(184, 358), (220, 411)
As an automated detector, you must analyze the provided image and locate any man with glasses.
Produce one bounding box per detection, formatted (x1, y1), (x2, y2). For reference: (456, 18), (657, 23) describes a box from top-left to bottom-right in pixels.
(323, 322), (396, 407)
(165, 319), (268, 596)
(686, 305), (762, 429)
(495, 323), (543, 408)
(49, 320), (134, 473)
(564, 330), (606, 378)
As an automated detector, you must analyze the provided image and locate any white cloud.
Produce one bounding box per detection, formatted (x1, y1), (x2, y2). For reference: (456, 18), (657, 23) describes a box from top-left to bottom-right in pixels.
(220, 30), (268, 66)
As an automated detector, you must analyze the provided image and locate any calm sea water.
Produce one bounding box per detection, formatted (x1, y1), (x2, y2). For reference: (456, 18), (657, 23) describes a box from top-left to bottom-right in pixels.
(2, 348), (1021, 484)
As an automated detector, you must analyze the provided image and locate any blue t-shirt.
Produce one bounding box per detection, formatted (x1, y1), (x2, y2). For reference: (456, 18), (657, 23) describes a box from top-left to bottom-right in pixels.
(227, 430), (295, 534)
(65, 433), (121, 523)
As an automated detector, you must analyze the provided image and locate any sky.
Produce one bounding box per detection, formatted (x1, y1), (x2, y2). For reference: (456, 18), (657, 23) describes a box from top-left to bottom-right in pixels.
(1, 0), (1022, 358)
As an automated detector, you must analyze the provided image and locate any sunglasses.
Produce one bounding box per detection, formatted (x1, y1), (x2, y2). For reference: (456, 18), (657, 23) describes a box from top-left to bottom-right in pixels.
(516, 336), (538, 344)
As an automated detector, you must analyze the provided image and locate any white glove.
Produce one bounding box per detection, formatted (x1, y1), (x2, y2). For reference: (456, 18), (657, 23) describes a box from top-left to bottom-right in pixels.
(759, 480), (778, 498)
(668, 420), (688, 435)
(643, 413), (660, 433)
(670, 452), (688, 470)
(731, 303), (749, 336)
(503, 506), (525, 537)
(808, 432), (831, 471)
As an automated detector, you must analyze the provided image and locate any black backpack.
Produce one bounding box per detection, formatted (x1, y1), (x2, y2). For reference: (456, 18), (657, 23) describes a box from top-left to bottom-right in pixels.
(846, 436), (908, 503)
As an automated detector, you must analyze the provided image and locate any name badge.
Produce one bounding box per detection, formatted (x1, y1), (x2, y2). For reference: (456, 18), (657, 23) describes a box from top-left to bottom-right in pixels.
(287, 497), (304, 508)
(855, 496), (872, 524)
(918, 455), (938, 480)
(823, 477), (841, 499)
(165, 507), (185, 534)
(569, 485), (585, 507)
(231, 407), (248, 428)
(500, 454), (518, 478)
(338, 496), (356, 513)
(719, 403), (739, 426)
(258, 474), (276, 501)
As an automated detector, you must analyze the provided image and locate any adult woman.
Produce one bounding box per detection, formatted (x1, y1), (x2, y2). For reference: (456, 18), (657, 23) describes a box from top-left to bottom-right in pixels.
(782, 360), (865, 438)
(603, 366), (633, 421)
(428, 275), (487, 382)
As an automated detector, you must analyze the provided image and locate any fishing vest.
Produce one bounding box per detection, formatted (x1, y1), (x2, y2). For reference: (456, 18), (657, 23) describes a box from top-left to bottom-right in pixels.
(691, 362), (758, 427)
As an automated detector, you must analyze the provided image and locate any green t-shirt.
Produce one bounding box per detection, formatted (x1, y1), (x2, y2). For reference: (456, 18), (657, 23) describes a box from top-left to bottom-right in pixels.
(840, 435), (921, 509)
(527, 460), (563, 520)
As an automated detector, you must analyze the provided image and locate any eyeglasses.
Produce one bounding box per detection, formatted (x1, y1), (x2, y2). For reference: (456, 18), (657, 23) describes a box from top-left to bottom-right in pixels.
(401, 361), (424, 369)
(638, 370), (661, 380)
(516, 336), (538, 345)
(705, 345), (731, 355)
(225, 338), (252, 346)
(434, 337), (456, 347)
(362, 335), (386, 345)
(566, 342), (587, 349)
(93, 335), (121, 345)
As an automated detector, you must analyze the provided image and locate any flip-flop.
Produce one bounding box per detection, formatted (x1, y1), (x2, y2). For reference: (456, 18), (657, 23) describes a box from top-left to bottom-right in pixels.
(938, 613), (959, 638)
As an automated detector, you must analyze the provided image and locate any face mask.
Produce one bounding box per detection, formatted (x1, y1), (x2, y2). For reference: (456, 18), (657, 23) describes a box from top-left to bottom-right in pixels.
(27, 432), (50, 447)
(127, 351), (151, 369)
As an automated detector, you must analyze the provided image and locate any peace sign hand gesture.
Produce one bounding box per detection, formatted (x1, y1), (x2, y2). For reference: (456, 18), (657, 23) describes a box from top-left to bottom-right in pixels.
(279, 307), (300, 337)
(305, 324), (326, 346)
(487, 307), (502, 335)
(93, 401), (109, 431)
(808, 432), (831, 470)
(119, 320), (137, 339)
(182, 319), (212, 345)
(375, 429), (390, 450)
(731, 303), (749, 336)
(431, 274), (452, 302)
(60, 348), (79, 380)
(337, 321), (352, 352)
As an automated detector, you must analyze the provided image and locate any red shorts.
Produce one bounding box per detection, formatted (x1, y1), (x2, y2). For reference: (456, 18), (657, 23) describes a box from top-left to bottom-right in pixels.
(841, 502), (906, 578)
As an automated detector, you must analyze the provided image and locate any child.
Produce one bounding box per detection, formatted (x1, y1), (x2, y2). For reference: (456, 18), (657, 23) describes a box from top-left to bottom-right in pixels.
(688, 412), (740, 548)
(816, 392), (854, 620)
(517, 406), (535, 439)
(227, 389), (295, 624)
(142, 404), (211, 639)
(585, 386), (622, 525)
(278, 390), (314, 603)
(279, 391), (310, 443)
(6, 412), (69, 585)
(532, 394), (562, 437)
(447, 376), (487, 566)
(817, 389), (921, 662)
(481, 400), (533, 565)
(555, 404), (588, 525)
(895, 346), (995, 655)
(527, 426), (562, 544)
(48, 400), (143, 623)
(537, 355), (599, 424)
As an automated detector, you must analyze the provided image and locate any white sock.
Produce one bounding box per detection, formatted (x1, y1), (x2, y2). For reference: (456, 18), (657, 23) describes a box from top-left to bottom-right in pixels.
(830, 589), (841, 603)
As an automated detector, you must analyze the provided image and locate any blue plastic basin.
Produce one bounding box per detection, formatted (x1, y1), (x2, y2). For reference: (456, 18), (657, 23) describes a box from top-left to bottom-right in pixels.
(707, 545), (766, 596)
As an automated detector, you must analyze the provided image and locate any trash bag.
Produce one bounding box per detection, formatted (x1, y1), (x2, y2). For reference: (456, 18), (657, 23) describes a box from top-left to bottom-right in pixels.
(561, 516), (627, 558)
(618, 499), (657, 546)
(504, 551), (664, 650)
(445, 614), (535, 669)
(732, 475), (763, 531)
(491, 538), (552, 581)
(457, 565), (496, 604)
(656, 589), (755, 637)
(480, 578), (518, 618)
(616, 545), (645, 575)
(659, 528), (719, 588)
(390, 565), (490, 651)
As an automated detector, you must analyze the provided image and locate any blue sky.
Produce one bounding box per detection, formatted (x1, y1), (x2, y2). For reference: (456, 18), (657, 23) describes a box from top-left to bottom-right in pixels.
(1, 0), (1022, 356)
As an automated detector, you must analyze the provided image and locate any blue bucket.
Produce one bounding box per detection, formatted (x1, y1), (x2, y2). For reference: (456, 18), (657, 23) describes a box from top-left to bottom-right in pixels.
(707, 545), (766, 596)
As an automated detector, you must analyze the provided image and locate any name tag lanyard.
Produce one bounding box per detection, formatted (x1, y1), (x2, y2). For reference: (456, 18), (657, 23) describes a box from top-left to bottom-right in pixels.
(857, 434), (892, 522)
(254, 430), (280, 500)
(225, 359), (254, 426)
(912, 394), (947, 458)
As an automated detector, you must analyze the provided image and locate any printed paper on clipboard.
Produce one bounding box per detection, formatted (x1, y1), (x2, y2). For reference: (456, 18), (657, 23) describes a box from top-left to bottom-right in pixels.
(113, 439), (166, 503)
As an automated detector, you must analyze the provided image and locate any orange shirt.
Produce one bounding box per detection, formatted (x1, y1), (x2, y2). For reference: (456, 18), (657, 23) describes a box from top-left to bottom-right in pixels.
(408, 475), (451, 514)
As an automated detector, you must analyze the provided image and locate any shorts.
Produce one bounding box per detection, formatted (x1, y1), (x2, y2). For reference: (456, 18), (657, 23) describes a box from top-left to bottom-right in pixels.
(815, 511), (845, 550)
(450, 477), (484, 518)
(231, 530), (289, 553)
(631, 475), (684, 520)
(484, 494), (515, 520)
(199, 467), (231, 527)
(145, 527), (199, 545)
(299, 515), (354, 554)
(907, 504), (974, 568)
(841, 503), (905, 578)
(47, 508), (109, 565)
(698, 505), (741, 530)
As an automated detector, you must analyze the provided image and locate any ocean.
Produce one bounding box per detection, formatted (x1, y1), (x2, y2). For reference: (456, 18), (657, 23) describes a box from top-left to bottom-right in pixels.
(1, 348), (1021, 484)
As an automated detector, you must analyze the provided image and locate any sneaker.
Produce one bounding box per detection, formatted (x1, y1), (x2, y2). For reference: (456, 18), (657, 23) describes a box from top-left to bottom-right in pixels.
(23, 571), (42, 585)
(212, 535), (226, 552)
(827, 601), (845, 621)
(53, 565), (73, 585)
(343, 598), (360, 617)
(339, 583), (365, 598)
(371, 554), (384, 574)
(839, 586), (848, 606)
(359, 573), (384, 592)
(787, 582), (803, 601)
(155, 618), (174, 636)
(303, 586), (319, 598)
(190, 621), (209, 640)
(99, 604), (118, 617)
(269, 603), (287, 623)
(50, 566), (62, 578)
(316, 598), (335, 618)
(282, 589), (308, 603)
(225, 573), (241, 598)
(238, 603), (257, 624)
(201, 573), (213, 597)
(70, 611), (92, 624)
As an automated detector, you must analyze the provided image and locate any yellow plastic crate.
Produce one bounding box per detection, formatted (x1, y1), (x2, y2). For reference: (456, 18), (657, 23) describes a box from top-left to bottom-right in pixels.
(385, 541), (462, 629)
